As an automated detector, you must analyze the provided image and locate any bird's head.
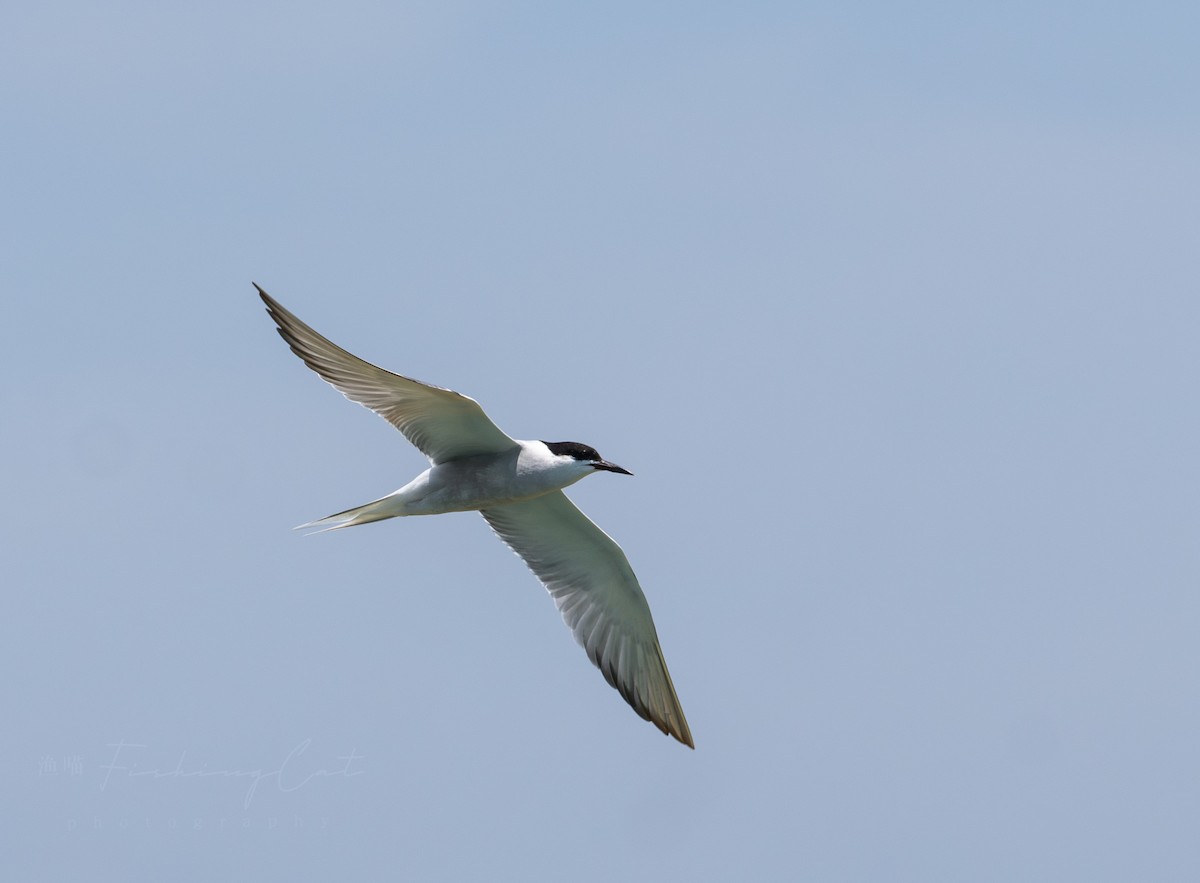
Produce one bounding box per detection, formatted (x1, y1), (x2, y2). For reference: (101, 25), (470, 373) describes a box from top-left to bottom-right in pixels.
(542, 441), (633, 477)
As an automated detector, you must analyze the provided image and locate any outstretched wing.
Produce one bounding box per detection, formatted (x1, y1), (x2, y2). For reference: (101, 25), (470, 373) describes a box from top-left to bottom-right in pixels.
(481, 492), (693, 748)
(257, 284), (516, 463)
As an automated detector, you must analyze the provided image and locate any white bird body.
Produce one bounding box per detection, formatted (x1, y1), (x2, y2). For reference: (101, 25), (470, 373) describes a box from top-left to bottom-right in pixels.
(307, 442), (598, 527)
(256, 284), (693, 748)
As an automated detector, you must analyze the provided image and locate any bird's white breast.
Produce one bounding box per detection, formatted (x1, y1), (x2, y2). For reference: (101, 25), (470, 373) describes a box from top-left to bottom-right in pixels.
(391, 441), (590, 515)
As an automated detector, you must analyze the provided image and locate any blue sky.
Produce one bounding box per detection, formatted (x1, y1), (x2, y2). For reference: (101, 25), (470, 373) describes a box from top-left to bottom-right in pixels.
(4, 2), (1199, 880)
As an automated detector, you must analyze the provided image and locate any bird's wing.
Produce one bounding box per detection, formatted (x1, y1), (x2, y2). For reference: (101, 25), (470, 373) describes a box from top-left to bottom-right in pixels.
(481, 492), (693, 748)
(257, 285), (517, 463)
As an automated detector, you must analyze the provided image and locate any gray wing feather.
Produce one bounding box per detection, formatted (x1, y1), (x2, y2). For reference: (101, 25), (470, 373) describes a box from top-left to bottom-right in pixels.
(257, 284), (516, 463)
(481, 492), (693, 748)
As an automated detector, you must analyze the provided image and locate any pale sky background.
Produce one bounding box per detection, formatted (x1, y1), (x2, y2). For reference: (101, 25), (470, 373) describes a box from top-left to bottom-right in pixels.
(4, 2), (1199, 880)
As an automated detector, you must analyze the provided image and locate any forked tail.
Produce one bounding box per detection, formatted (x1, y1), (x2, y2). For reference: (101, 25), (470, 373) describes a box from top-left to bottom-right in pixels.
(296, 494), (406, 533)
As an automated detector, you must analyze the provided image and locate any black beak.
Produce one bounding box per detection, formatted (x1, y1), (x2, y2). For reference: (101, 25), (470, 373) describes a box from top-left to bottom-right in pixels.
(594, 460), (633, 476)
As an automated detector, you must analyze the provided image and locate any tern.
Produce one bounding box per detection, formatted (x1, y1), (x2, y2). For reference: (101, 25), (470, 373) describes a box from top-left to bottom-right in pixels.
(255, 285), (693, 748)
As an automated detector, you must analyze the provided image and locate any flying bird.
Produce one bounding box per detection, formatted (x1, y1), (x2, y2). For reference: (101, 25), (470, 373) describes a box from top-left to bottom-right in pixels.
(255, 285), (693, 748)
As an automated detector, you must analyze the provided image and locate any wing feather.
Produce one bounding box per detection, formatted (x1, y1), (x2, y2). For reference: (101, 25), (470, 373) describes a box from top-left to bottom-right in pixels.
(256, 284), (516, 463)
(481, 492), (693, 748)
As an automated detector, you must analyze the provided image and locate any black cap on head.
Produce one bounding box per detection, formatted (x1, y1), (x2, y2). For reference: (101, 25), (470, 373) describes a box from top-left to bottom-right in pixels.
(542, 441), (633, 476)
(544, 441), (601, 461)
